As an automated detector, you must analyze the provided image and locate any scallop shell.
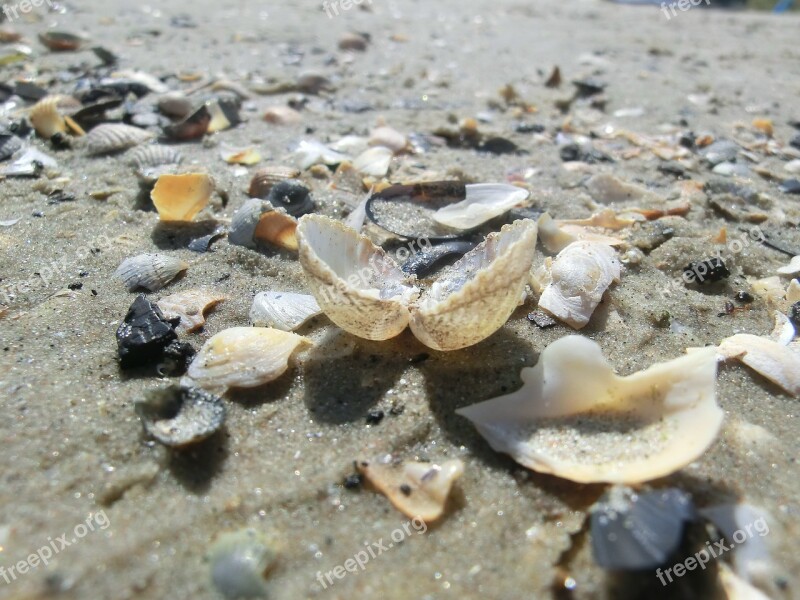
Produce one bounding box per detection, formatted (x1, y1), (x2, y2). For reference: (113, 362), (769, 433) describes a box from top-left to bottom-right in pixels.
(135, 385), (225, 447)
(182, 327), (311, 393)
(151, 173), (214, 222)
(457, 336), (722, 484)
(296, 215), (538, 350)
(86, 123), (155, 155)
(114, 253), (188, 292)
(717, 334), (800, 396)
(357, 457), (463, 522)
(209, 529), (277, 600)
(229, 199), (298, 251)
(249, 291), (321, 331)
(157, 289), (225, 333)
(128, 145), (183, 170)
(536, 240), (621, 329)
(29, 96), (67, 138)
(248, 166), (301, 198)
(432, 183), (529, 230)
(352, 146), (392, 177)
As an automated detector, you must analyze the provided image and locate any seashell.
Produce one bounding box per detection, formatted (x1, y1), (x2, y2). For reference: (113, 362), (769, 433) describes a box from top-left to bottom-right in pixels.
(38, 31), (88, 52)
(265, 179), (314, 217)
(536, 241), (621, 329)
(116, 295), (178, 369)
(206, 98), (241, 133)
(150, 173), (214, 222)
(457, 336), (722, 483)
(229, 199), (298, 251)
(294, 139), (349, 170)
(356, 457), (463, 522)
(559, 208), (639, 230)
(718, 563), (771, 600)
(128, 144), (183, 170)
(85, 123), (155, 155)
(29, 96), (68, 139)
(156, 91), (193, 119)
(329, 135), (369, 156)
(787, 279), (800, 304)
(182, 327), (311, 393)
(188, 229), (226, 253)
(590, 486), (695, 570)
(401, 240), (477, 278)
(163, 104), (211, 141)
(296, 215), (538, 350)
(263, 105), (302, 125)
(338, 32), (370, 51)
(776, 255), (800, 276)
(769, 311), (795, 345)
(352, 146), (392, 177)
(208, 529), (277, 600)
(537, 213), (624, 254)
(249, 291), (321, 330)
(717, 334), (800, 396)
(248, 166), (301, 198)
(368, 126), (407, 153)
(135, 385), (225, 447)
(114, 253), (188, 292)
(432, 183), (529, 230)
(585, 173), (655, 204)
(219, 144), (261, 165)
(157, 289), (225, 333)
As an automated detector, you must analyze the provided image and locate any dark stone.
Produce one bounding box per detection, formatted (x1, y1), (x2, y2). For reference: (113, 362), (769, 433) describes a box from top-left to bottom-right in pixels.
(779, 179), (800, 195)
(683, 257), (730, 285)
(116, 295), (178, 369)
(365, 410), (385, 425)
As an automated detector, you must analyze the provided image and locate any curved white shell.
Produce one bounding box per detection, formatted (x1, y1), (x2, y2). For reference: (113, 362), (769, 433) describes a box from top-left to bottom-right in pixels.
(432, 184), (529, 230)
(718, 334), (800, 396)
(537, 240), (621, 329)
(352, 146), (392, 177)
(128, 145), (183, 170)
(249, 291), (321, 331)
(294, 139), (348, 170)
(183, 327), (311, 393)
(86, 123), (155, 156)
(776, 255), (800, 276)
(296, 215), (538, 350)
(368, 126), (407, 153)
(537, 213), (623, 254)
(357, 458), (463, 522)
(457, 336), (722, 484)
(157, 289), (225, 333)
(114, 253), (188, 292)
(209, 529), (277, 600)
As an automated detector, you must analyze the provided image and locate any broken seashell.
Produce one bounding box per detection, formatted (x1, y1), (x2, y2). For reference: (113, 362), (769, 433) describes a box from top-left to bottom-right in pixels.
(182, 327), (311, 393)
(220, 144), (261, 165)
(229, 199), (299, 251)
(86, 123), (154, 155)
(206, 98), (241, 133)
(135, 385), (225, 447)
(157, 91), (193, 119)
(717, 334), (800, 396)
(401, 240), (477, 278)
(114, 253), (188, 292)
(248, 165), (301, 198)
(718, 563), (771, 600)
(29, 96), (68, 139)
(352, 146), (393, 177)
(151, 173), (214, 222)
(294, 140), (348, 170)
(432, 183), (529, 230)
(263, 105), (302, 125)
(116, 295), (178, 369)
(249, 291), (321, 331)
(457, 336), (722, 483)
(357, 457), (463, 522)
(164, 104), (211, 141)
(585, 173), (657, 204)
(209, 529), (277, 600)
(296, 215), (538, 350)
(537, 241), (621, 329)
(157, 289), (225, 333)
(368, 126), (407, 153)
(776, 255), (800, 276)
(229, 199), (271, 248)
(38, 31), (87, 52)
(537, 213), (624, 254)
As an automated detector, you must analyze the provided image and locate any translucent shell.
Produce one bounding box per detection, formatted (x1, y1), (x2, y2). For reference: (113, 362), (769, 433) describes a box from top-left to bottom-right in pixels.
(151, 173), (214, 222)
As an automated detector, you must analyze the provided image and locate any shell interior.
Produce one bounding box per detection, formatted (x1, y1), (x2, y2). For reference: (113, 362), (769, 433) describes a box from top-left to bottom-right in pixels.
(151, 173), (214, 222)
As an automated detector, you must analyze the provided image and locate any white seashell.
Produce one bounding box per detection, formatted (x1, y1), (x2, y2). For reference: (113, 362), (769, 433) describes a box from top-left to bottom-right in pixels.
(787, 279), (800, 303)
(748, 276), (786, 308)
(128, 145), (183, 170)
(329, 135), (368, 155)
(263, 105), (302, 125)
(776, 255), (800, 276)
(769, 311), (795, 345)
(294, 140), (349, 170)
(208, 529), (277, 600)
(114, 253), (188, 292)
(29, 95), (67, 138)
(537, 213), (624, 254)
(156, 91), (193, 119)
(85, 123), (155, 155)
(585, 173), (659, 204)
(368, 126), (407, 153)
(296, 215), (538, 350)
(182, 327), (311, 393)
(157, 289), (225, 334)
(717, 334), (800, 396)
(559, 208), (640, 230)
(352, 146), (393, 177)
(457, 336), (722, 484)
(785, 159), (800, 174)
(431, 184), (529, 230)
(106, 70), (168, 93)
(537, 241), (621, 329)
(357, 457), (463, 522)
(249, 291), (321, 331)
(219, 144), (261, 165)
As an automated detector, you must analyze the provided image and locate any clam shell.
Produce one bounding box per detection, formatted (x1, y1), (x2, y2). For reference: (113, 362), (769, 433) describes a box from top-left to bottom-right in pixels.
(352, 146), (392, 177)
(209, 529), (277, 600)
(537, 213), (624, 254)
(409, 219), (538, 351)
(457, 336), (722, 484)
(157, 289), (225, 334)
(0, 133), (23, 162)
(38, 31), (87, 52)
(219, 144), (261, 165)
(229, 198), (298, 251)
(263, 105), (302, 125)
(432, 183), (529, 230)
(249, 291), (321, 331)
(294, 139), (348, 170)
(248, 166), (301, 198)
(265, 179), (314, 217)
(368, 126), (407, 153)
(151, 173), (214, 222)
(229, 198), (269, 249)
(29, 96), (67, 138)
(296, 214), (419, 341)
(717, 334), (800, 396)
(164, 104), (212, 141)
(135, 385), (225, 447)
(254, 209), (298, 251)
(357, 457), (463, 522)
(128, 144), (183, 170)
(182, 327), (311, 393)
(85, 123), (155, 155)
(537, 240), (621, 329)
(114, 253), (188, 292)
(156, 91), (193, 119)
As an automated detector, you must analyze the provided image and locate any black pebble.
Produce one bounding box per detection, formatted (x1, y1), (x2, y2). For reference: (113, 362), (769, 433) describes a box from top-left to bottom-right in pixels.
(683, 257), (730, 285)
(67, 282), (83, 291)
(116, 295), (178, 369)
(789, 301), (800, 331)
(779, 179), (800, 195)
(365, 410), (385, 425)
(343, 474), (362, 490)
(735, 291), (754, 303)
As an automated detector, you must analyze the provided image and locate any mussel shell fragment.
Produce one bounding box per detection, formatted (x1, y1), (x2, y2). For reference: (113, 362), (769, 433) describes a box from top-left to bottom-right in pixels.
(401, 240), (478, 278)
(135, 385), (225, 447)
(265, 179), (314, 217)
(116, 295), (179, 369)
(114, 253), (188, 292)
(590, 486), (696, 570)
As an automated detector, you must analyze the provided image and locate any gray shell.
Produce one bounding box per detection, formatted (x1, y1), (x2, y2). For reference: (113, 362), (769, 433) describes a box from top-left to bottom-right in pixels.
(128, 144), (183, 170)
(86, 123), (155, 156)
(208, 529), (277, 599)
(114, 253), (188, 292)
(135, 386), (225, 447)
(228, 198), (272, 248)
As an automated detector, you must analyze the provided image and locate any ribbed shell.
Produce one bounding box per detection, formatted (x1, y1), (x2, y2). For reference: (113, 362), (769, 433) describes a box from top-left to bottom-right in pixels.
(249, 291), (321, 331)
(114, 253), (188, 292)
(86, 123), (155, 155)
(128, 145), (183, 170)
(248, 166), (301, 198)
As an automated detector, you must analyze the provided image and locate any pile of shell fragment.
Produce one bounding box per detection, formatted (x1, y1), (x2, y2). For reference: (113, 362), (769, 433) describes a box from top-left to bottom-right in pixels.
(3, 26), (799, 599)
